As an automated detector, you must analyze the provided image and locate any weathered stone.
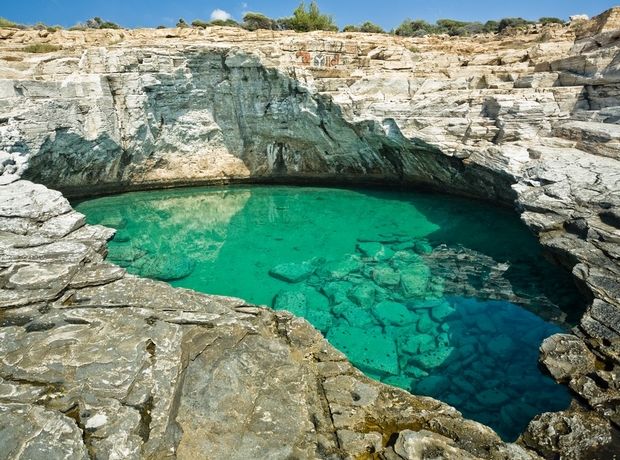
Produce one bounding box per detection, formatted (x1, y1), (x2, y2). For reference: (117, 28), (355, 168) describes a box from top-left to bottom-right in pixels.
(394, 429), (479, 460)
(521, 408), (618, 460)
(540, 333), (598, 382)
(0, 403), (89, 460)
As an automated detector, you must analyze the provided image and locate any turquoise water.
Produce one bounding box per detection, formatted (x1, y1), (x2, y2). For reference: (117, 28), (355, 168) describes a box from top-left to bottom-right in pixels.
(76, 186), (579, 440)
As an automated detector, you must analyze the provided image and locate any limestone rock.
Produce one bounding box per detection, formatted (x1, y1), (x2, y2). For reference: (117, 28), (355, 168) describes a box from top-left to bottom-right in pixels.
(540, 333), (597, 382)
(521, 408), (618, 460)
(394, 429), (479, 460)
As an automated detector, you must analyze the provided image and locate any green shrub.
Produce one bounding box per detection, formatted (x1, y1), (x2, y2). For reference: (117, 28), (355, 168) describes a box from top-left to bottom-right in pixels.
(0, 17), (25, 29)
(191, 19), (209, 28)
(435, 19), (485, 36)
(209, 19), (240, 27)
(359, 21), (384, 33)
(497, 17), (533, 32)
(23, 43), (61, 53)
(539, 17), (564, 25)
(85, 17), (121, 29)
(394, 19), (435, 37)
(176, 18), (189, 28)
(243, 12), (277, 31)
(483, 20), (499, 33)
(341, 21), (384, 33)
(285, 1), (338, 32)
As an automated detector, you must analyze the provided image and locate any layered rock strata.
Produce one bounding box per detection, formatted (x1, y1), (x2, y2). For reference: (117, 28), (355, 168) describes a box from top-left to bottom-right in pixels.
(0, 7), (620, 459)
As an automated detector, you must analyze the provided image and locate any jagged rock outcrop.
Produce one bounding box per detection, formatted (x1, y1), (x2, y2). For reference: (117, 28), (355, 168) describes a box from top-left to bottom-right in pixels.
(1, 7), (620, 459)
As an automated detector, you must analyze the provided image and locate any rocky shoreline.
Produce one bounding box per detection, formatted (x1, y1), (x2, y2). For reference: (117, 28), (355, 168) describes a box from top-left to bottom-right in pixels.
(0, 7), (619, 459)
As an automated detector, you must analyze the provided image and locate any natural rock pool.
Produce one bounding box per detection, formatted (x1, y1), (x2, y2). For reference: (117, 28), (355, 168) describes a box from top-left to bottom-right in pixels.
(76, 185), (582, 440)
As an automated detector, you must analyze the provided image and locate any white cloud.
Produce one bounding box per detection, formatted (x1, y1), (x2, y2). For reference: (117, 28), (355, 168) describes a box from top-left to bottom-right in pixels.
(241, 2), (248, 8)
(211, 9), (232, 21)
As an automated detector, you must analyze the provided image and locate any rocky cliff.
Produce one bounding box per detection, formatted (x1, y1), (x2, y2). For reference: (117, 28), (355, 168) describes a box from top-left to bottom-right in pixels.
(0, 7), (619, 459)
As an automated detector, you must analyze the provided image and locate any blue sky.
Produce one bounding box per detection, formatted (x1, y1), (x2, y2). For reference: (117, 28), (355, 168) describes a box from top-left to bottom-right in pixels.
(3, 1), (618, 30)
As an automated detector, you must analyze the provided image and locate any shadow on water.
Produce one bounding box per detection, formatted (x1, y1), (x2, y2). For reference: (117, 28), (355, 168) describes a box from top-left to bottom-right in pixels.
(75, 185), (579, 441)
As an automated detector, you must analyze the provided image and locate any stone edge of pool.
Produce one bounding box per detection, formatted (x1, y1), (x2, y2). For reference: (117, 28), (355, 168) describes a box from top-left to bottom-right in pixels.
(0, 177), (616, 460)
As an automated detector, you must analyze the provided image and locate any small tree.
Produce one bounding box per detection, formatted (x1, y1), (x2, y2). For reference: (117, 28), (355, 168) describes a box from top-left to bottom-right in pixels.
(0, 17), (26, 29)
(176, 18), (188, 28)
(191, 19), (209, 28)
(243, 12), (277, 31)
(342, 24), (360, 32)
(209, 19), (239, 27)
(483, 20), (499, 33)
(359, 21), (384, 33)
(286, 1), (338, 32)
(85, 17), (121, 29)
(394, 19), (435, 37)
(497, 17), (532, 32)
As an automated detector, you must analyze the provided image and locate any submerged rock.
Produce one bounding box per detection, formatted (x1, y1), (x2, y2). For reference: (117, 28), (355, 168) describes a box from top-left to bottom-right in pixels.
(348, 282), (376, 309)
(372, 265), (401, 287)
(372, 300), (417, 326)
(409, 346), (455, 370)
(400, 333), (436, 355)
(327, 325), (400, 375)
(356, 242), (392, 260)
(136, 254), (195, 281)
(269, 261), (315, 283)
(273, 290), (307, 316)
(400, 264), (431, 298)
(476, 389), (511, 407)
(333, 301), (376, 328)
(316, 255), (362, 280)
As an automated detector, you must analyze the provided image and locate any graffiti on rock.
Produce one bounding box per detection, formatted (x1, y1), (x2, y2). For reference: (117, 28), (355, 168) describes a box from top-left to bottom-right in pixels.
(296, 51), (341, 67)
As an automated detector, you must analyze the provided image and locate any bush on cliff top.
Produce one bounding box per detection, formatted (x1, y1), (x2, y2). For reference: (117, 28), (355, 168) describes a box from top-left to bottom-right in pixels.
(0, 17), (26, 29)
(280, 1), (338, 32)
(242, 12), (278, 31)
(539, 17), (565, 25)
(394, 15), (553, 37)
(343, 21), (385, 33)
(86, 17), (121, 29)
(191, 18), (240, 28)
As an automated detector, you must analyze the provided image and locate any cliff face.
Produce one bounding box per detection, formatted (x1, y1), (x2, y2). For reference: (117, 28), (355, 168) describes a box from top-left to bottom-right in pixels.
(0, 8), (620, 459)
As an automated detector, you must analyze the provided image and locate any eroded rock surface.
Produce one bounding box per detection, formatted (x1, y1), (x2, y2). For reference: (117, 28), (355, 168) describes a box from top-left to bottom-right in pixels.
(0, 7), (620, 459)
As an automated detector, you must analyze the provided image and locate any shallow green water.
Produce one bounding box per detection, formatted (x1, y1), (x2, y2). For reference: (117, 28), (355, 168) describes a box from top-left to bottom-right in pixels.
(76, 185), (581, 440)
